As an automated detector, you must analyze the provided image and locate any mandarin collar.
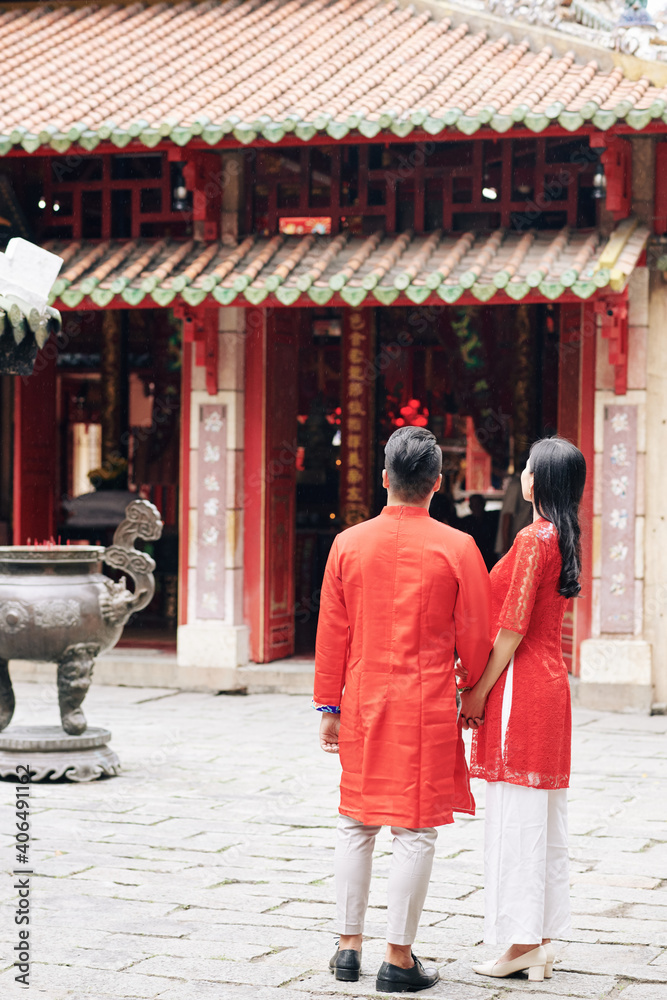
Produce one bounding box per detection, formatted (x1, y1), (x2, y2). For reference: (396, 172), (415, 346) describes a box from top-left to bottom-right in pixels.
(381, 505), (431, 517)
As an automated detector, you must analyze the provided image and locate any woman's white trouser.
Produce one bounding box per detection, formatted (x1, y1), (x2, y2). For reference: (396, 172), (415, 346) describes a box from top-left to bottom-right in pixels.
(335, 813), (437, 946)
(484, 781), (571, 945)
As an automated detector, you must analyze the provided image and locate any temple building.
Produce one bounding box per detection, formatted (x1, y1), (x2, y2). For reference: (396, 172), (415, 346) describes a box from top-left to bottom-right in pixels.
(0, 0), (666, 711)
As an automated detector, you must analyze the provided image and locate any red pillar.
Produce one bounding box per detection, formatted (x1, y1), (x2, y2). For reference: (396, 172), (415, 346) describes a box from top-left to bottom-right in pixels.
(577, 302), (596, 673)
(13, 345), (58, 544)
(557, 303), (596, 674)
(178, 339), (192, 626)
(244, 308), (298, 663)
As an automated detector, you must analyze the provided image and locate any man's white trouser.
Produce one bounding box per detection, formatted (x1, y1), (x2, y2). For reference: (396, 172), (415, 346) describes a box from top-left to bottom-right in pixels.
(484, 781), (571, 945)
(335, 813), (437, 946)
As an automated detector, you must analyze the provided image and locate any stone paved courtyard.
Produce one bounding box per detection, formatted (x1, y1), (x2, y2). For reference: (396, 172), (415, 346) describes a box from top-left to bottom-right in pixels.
(0, 680), (666, 1000)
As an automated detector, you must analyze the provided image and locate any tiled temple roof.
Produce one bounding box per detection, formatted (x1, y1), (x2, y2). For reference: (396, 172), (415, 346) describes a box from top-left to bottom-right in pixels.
(45, 220), (649, 309)
(1, 1), (667, 153)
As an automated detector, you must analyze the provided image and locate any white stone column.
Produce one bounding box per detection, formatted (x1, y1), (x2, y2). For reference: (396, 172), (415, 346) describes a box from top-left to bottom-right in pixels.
(644, 274), (667, 707)
(176, 307), (249, 686)
(578, 268), (652, 711)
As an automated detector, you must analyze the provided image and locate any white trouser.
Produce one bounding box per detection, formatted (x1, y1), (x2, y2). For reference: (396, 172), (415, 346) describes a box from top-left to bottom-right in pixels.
(335, 813), (438, 946)
(484, 781), (571, 945)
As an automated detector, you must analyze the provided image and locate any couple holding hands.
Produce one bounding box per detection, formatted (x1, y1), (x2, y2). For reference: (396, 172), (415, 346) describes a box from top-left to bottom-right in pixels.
(314, 425), (586, 993)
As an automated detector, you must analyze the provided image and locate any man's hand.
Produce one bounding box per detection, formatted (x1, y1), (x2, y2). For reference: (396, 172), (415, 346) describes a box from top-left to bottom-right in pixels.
(460, 685), (487, 730)
(319, 712), (341, 754)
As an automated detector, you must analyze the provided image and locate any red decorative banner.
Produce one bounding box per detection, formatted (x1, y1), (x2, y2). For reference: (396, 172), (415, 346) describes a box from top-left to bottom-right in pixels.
(600, 404), (637, 633)
(196, 404), (226, 619)
(341, 309), (375, 526)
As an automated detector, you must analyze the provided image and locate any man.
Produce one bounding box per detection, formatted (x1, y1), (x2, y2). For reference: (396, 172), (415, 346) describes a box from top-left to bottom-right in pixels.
(460, 493), (498, 571)
(314, 426), (492, 993)
(428, 477), (458, 527)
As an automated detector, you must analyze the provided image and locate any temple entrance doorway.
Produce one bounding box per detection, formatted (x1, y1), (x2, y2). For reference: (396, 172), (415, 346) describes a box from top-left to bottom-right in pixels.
(294, 311), (343, 653)
(290, 301), (564, 656)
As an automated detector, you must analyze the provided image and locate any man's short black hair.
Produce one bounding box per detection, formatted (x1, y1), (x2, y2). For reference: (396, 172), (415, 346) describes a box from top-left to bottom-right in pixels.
(385, 426), (442, 502)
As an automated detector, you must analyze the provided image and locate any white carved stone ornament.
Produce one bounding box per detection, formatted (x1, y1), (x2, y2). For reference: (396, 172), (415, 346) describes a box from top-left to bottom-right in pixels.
(0, 238), (63, 348)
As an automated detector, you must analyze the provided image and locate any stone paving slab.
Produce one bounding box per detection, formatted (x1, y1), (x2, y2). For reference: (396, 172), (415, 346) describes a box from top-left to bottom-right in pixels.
(0, 682), (665, 999)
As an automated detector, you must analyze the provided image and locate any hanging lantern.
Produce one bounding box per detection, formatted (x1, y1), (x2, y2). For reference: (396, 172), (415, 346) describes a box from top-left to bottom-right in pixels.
(171, 163), (189, 212)
(592, 162), (607, 200)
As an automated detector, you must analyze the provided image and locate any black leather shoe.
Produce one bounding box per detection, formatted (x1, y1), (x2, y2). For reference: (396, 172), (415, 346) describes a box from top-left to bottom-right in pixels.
(376, 954), (440, 993)
(329, 945), (362, 982)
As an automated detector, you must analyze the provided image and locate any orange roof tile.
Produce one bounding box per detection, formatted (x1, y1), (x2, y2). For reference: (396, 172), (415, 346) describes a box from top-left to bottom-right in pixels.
(0, 0), (666, 154)
(46, 220), (649, 310)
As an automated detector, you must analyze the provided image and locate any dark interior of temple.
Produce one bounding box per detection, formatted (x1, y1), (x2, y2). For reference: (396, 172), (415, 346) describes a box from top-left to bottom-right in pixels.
(56, 309), (181, 641)
(294, 303), (560, 653)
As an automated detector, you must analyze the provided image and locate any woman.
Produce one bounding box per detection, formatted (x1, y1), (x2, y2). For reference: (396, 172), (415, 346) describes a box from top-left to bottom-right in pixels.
(460, 437), (586, 983)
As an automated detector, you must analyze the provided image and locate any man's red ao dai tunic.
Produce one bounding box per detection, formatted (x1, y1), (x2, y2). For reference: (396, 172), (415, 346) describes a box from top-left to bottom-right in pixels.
(314, 505), (493, 830)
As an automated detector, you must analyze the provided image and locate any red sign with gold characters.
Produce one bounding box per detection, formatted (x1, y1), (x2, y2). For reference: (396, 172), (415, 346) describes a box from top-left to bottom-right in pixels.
(341, 309), (375, 526)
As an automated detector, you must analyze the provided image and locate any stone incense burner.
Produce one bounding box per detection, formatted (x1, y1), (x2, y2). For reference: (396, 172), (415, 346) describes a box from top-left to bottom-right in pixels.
(0, 499), (162, 781)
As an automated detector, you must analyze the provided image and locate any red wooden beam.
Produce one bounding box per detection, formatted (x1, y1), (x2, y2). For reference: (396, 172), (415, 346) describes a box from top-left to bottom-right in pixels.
(173, 303), (219, 395)
(590, 135), (632, 220)
(175, 150), (222, 240)
(595, 294), (629, 395)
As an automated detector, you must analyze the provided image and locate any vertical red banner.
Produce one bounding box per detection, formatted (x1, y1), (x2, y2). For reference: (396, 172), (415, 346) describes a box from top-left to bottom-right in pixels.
(341, 308), (375, 526)
(195, 404), (226, 619)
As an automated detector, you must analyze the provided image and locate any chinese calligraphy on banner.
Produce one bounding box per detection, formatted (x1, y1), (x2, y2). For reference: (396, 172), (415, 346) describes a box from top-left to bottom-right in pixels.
(196, 405), (226, 619)
(600, 404), (637, 633)
(341, 309), (375, 526)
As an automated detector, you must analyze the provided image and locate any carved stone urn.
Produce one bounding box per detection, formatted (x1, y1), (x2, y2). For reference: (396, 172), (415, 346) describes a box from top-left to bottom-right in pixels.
(0, 499), (162, 781)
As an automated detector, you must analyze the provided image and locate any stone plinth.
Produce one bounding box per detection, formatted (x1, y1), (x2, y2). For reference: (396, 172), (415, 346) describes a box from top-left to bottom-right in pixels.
(0, 726), (120, 782)
(575, 638), (653, 712)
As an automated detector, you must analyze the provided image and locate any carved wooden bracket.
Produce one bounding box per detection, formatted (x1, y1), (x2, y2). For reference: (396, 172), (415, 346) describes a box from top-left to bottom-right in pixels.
(595, 295), (628, 395)
(167, 148), (221, 240)
(590, 135), (632, 221)
(173, 303), (219, 395)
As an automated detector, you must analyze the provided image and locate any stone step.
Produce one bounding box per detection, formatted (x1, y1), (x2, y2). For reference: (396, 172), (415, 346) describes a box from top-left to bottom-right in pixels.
(236, 657), (315, 695)
(9, 650), (315, 696)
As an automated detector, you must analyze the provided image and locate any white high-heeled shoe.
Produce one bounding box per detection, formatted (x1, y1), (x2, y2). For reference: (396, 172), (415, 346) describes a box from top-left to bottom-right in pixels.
(473, 944), (547, 982)
(544, 941), (555, 978)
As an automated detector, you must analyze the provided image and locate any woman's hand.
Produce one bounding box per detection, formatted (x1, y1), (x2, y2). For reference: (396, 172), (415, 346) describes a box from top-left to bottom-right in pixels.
(319, 712), (341, 754)
(459, 628), (524, 730)
(454, 657), (469, 685)
(460, 685), (488, 730)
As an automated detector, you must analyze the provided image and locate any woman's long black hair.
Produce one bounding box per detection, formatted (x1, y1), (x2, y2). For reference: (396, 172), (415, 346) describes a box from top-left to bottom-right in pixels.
(529, 437), (586, 599)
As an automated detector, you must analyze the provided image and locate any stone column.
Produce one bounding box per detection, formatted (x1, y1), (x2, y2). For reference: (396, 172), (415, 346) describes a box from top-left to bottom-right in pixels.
(578, 268), (652, 711)
(578, 137), (656, 713)
(176, 306), (249, 685)
(644, 273), (667, 707)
